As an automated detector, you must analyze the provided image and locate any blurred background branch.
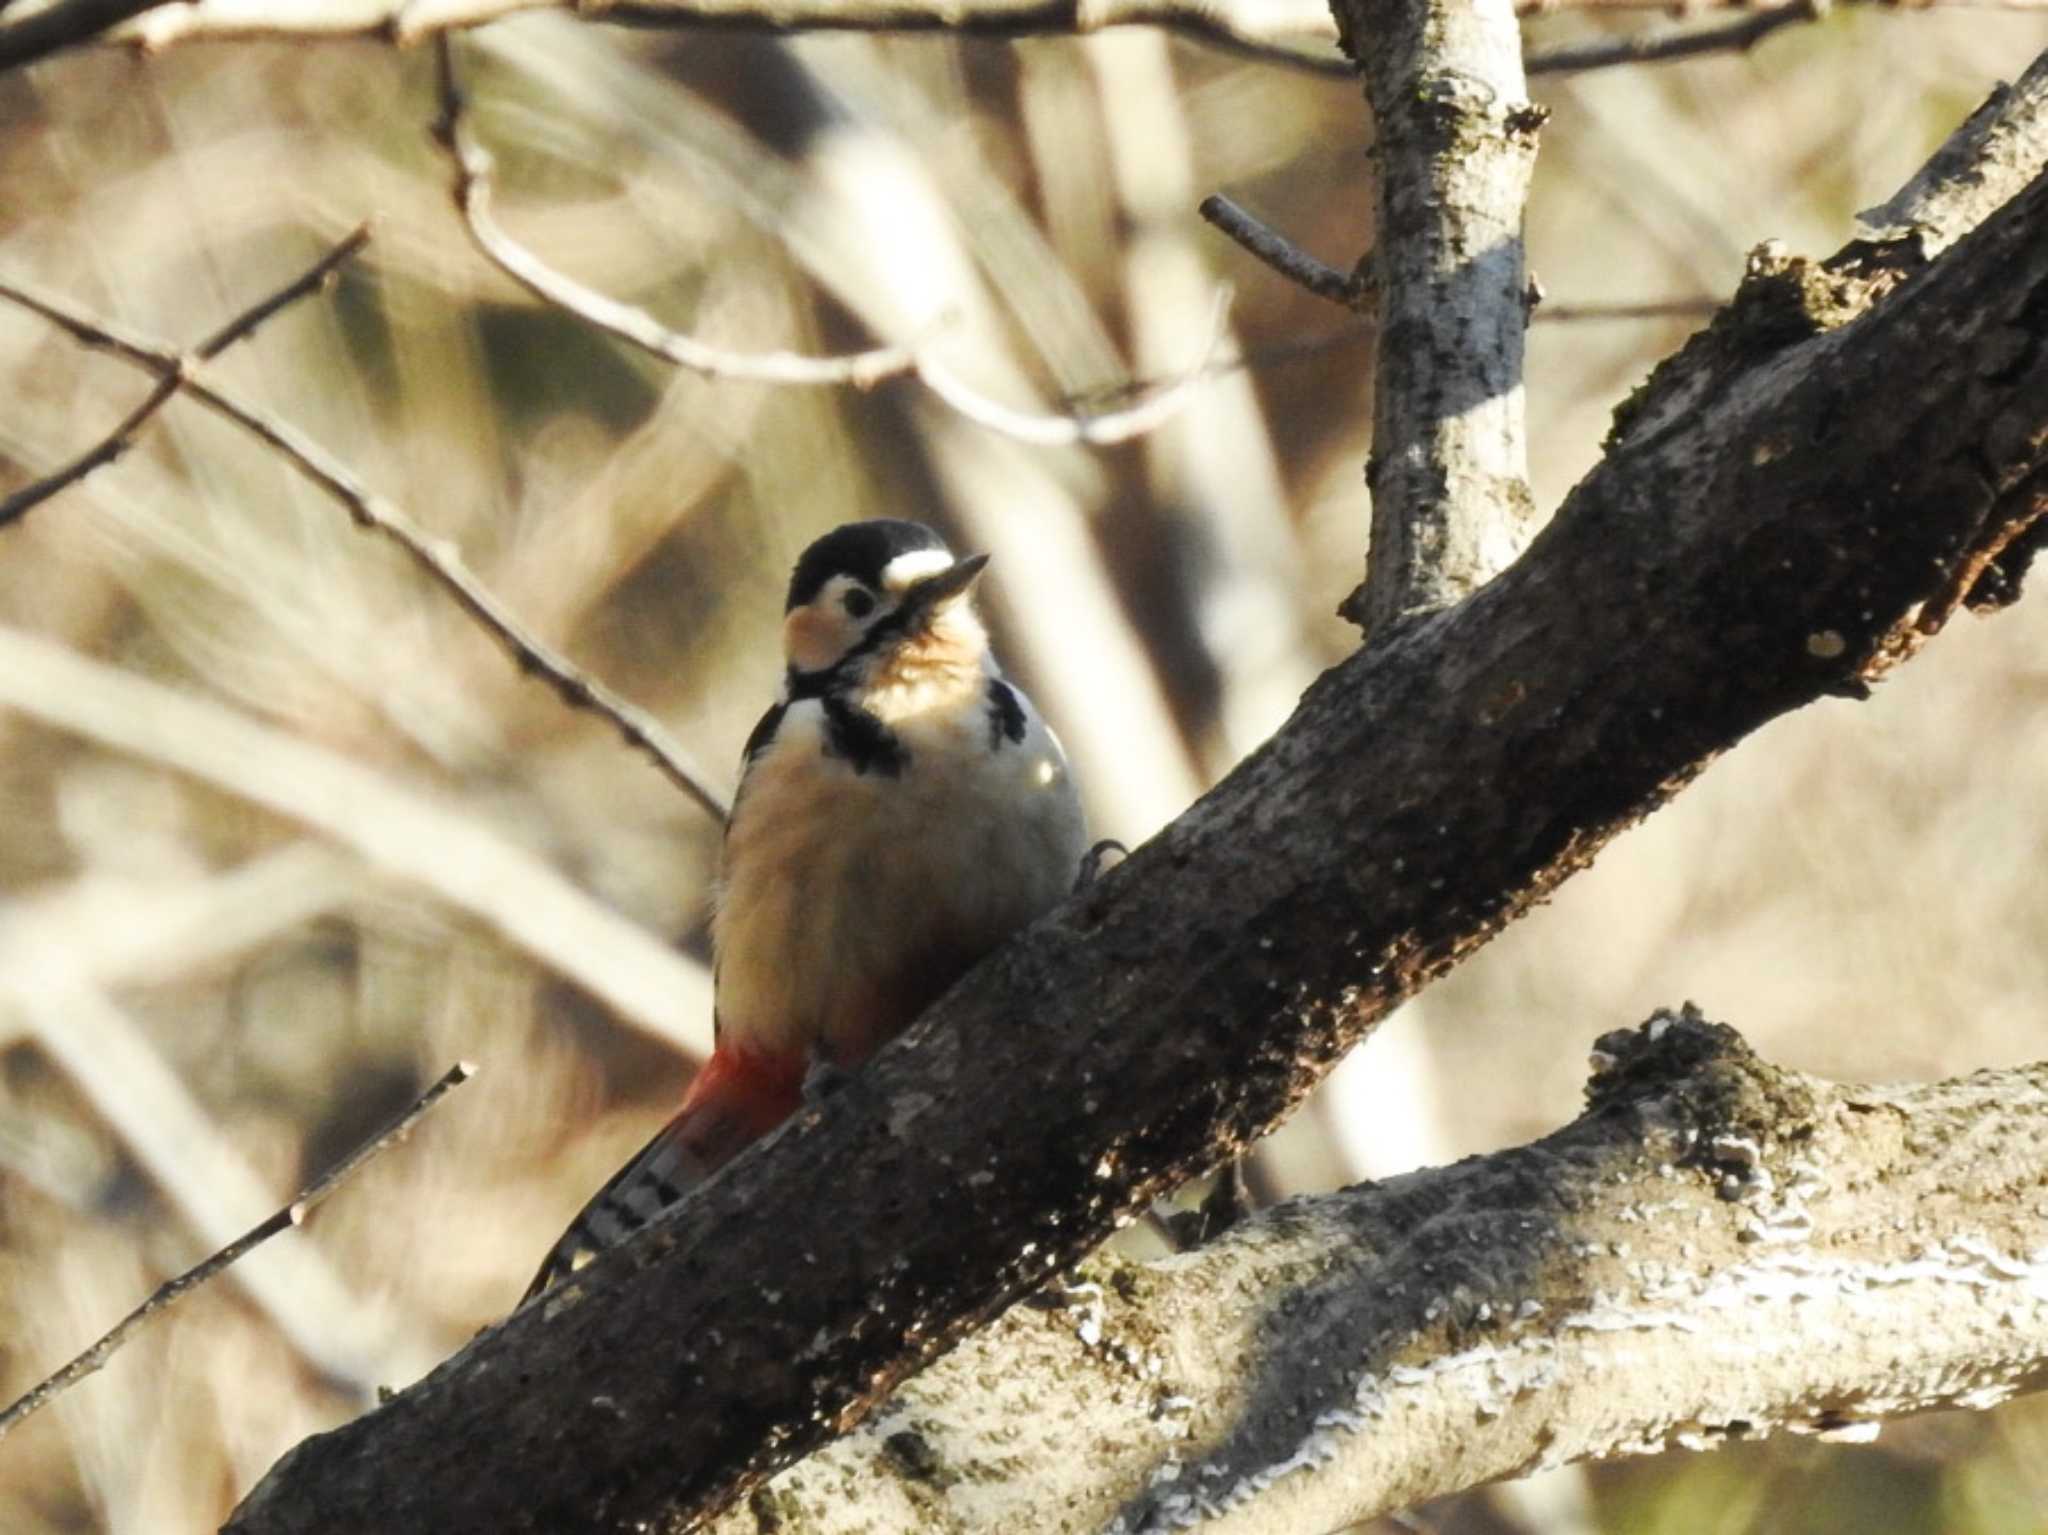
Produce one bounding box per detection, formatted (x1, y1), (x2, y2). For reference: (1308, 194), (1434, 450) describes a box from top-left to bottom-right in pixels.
(1525, 0), (1827, 75)
(432, 33), (1232, 447)
(0, 627), (718, 1052)
(0, 253), (735, 820)
(5, 0), (2045, 82)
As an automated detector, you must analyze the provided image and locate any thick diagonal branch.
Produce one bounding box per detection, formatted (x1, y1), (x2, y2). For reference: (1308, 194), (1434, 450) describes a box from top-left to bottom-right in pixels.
(223, 123), (2048, 1535)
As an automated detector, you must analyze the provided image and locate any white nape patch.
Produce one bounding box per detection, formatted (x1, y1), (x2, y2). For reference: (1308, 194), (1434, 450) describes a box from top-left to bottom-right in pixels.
(882, 548), (956, 590)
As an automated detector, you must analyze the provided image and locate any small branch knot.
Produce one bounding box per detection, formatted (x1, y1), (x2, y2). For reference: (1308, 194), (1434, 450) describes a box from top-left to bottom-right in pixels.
(1586, 1005), (1821, 1166)
(1586, 1003), (1747, 1107)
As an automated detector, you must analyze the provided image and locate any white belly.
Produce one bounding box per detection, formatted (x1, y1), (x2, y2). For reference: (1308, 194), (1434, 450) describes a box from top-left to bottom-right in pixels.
(712, 694), (1087, 1062)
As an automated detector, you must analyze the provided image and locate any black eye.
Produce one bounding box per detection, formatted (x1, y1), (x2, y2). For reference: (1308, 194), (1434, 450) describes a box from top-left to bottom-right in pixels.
(842, 588), (877, 619)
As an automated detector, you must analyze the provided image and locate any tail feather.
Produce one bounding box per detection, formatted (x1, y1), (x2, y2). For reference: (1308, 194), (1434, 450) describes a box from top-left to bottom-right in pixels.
(522, 1047), (803, 1303)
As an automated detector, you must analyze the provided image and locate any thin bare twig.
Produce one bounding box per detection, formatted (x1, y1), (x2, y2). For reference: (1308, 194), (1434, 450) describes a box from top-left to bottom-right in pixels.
(76, 0), (1358, 77)
(431, 46), (913, 387)
(0, 272), (734, 823)
(1525, 0), (1824, 74)
(1064, 294), (1717, 406)
(1187, 18), (1826, 319)
(1537, 297), (1719, 322)
(911, 288), (1232, 445)
(0, 1060), (475, 1442)
(0, 224), (371, 529)
(1063, 333), (1366, 408)
(431, 35), (1226, 450)
(10, 0), (2044, 80)
(188, 226), (373, 355)
(1199, 194), (1359, 308)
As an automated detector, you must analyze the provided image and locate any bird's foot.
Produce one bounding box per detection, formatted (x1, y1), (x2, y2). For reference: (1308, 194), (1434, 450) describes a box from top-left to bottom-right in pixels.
(1195, 1157), (1254, 1241)
(1074, 838), (1129, 892)
(802, 1045), (854, 1105)
(1155, 1158), (1256, 1251)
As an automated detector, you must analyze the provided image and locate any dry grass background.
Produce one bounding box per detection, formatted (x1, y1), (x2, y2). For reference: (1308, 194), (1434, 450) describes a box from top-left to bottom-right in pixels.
(0, 10), (2045, 1532)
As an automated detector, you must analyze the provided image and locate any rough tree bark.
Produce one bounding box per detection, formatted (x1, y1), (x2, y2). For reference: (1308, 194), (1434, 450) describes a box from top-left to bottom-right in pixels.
(706, 1009), (2048, 1534)
(219, 38), (2048, 1535)
(1336, 0), (1544, 632)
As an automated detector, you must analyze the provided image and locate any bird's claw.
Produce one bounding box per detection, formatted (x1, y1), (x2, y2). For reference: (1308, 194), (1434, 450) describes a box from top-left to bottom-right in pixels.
(802, 1046), (853, 1105)
(1153, 1159), (1254, 1251)
(1074, 838), (1129, 892)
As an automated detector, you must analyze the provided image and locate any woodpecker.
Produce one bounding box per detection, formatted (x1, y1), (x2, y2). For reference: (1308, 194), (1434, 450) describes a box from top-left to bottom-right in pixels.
(524, 519), (1088, 1301)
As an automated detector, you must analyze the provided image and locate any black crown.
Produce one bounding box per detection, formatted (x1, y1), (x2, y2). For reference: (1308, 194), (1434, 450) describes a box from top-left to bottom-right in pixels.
(785, 520), (951, 612)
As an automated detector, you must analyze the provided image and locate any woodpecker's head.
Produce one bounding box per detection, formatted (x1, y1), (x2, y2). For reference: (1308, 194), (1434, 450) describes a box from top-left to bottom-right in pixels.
(781, 520), (991, 696)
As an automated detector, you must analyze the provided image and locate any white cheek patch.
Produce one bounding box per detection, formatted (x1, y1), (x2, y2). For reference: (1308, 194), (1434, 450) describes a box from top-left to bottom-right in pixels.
(881, 549), (955, 591)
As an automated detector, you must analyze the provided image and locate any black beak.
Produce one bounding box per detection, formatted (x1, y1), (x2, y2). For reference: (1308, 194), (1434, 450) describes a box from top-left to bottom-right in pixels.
(903, 553), (989, 622)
